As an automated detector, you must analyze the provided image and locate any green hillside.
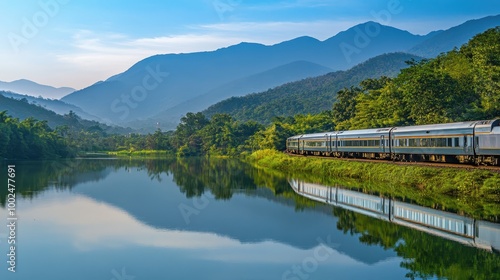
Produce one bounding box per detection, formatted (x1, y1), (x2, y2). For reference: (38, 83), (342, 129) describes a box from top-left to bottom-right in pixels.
(0, 92), (131, 134)
(337, 27), (500, 130)
(0, 110), (71, 159)
(203, 52), (423, 124)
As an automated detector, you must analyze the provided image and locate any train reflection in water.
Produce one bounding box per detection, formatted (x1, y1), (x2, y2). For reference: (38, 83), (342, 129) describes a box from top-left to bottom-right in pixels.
(289, 179), (500, 252)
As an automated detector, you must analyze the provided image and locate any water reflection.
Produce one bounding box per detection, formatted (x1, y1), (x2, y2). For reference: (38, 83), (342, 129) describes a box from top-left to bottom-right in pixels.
(0, 158), (498, 280)
(289, 179), (500, 252)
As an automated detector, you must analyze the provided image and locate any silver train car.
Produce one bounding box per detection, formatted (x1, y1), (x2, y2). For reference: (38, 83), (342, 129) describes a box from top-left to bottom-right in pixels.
(287, 119), (500, 165)
(289, 179), (500, 252)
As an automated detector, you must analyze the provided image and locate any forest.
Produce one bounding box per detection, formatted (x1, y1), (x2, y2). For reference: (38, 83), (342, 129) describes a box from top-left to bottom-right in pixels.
(0, 27), (499, 159)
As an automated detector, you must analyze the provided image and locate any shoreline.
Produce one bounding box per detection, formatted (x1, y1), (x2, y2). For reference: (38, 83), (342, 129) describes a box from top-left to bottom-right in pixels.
(247, 149), (500, 220)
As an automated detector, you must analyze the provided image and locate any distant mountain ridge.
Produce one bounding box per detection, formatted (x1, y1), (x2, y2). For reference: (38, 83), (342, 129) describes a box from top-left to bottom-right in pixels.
(61, 22), (434, 127)
(410, 15), (500, 57)
(0, 91), (130, 134)
(0, 91), (103, 122)
(52, 14), (500, 130)
(147, 60), (333, 129)
(203, 52), (423, 123)
(0, 79), (75, 99)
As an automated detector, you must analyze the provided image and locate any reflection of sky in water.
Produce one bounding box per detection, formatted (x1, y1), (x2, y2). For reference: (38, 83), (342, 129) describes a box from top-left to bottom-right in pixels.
(0, 165), (409, 280)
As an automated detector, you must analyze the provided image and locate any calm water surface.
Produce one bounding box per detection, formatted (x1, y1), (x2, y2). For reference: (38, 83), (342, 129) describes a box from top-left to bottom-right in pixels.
(0, 158), (498, 280)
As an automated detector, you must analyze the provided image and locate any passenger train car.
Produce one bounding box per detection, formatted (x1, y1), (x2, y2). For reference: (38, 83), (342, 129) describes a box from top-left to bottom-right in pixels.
(286, 119), (500, 165)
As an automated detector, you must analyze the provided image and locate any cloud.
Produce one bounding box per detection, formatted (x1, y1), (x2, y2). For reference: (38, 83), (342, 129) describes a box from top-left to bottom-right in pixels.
(244, 0), (350, 10)
(10, 193), (364, 266)
(13, 19), (365, 89)
(54, 20), (356, 86)
(17, 194), (240, 250)
(197, 20), (360, 40)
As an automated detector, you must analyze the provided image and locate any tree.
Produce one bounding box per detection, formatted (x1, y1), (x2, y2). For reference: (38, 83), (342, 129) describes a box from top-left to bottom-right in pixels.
(461, 27), (500, 118)
(332, 87), (362, 130)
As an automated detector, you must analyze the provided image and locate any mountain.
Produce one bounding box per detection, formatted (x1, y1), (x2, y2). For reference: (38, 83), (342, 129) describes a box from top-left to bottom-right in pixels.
(61, 22), (432, 127)
(0, 91), (103, 123)
(139, 61), (333, 131)
(0, 91), (131, 134)
(203, 52), (423, 123)
(0, 79), (75, 99)
(61, 15), (500, 129)
(409, 14), (500, 57)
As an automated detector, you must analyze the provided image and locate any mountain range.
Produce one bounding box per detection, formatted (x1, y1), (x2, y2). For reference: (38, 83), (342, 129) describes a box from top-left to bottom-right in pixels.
(0, 91), (131, 134)
(0, 91), (102, 122)
(203, 52), (422, 123)
(0, 79), (75, 99)
(59, 15), (500, 130)
(3, 15), (500, 132)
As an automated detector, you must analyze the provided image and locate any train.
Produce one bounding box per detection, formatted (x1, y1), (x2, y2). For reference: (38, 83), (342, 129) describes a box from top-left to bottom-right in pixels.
(286, 119), (500, 165)
(289, 179), (500, 252)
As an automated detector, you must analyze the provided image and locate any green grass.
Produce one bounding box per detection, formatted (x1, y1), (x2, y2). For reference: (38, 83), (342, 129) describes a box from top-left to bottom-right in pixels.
(107, 150), (174, 157)
(247, 149), (500, 219)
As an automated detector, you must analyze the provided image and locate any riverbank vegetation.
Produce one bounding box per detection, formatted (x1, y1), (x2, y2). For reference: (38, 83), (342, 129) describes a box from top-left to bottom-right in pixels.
(1, 157), (497, 280)
(1, 27), (499, 162)
(248, 149), (500, 219)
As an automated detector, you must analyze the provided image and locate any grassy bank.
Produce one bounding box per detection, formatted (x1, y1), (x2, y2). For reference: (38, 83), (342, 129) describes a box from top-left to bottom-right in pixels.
(107, 150), (174, 157)
(248, 149), (500, 219)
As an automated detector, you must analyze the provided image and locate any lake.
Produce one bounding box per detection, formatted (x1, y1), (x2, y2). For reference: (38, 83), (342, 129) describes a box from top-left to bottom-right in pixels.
(0, 158), (498, 280)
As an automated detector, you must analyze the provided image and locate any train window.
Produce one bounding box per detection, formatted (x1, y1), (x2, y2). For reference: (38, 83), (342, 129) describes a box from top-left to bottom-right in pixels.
(454, 138), (460, 147)
(435, 138), (440, 147)
(420, 138), (426, 146)
(447, 138), (452, 147)
(409, 139), (415, 146)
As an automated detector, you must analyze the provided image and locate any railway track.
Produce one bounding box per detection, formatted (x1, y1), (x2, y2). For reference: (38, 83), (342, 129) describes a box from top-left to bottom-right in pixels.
(285, 152), (500, 173)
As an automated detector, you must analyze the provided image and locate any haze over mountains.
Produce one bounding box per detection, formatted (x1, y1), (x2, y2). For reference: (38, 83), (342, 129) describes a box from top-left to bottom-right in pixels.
(3, 15), (500, 132)
(203, 52), (423, 124)
(0, 79), (75, 99)
(0, 92), (130, 134)
(0, 91), (102, 122)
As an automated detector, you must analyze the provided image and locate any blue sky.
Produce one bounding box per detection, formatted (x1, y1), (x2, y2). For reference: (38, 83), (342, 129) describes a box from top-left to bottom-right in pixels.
(1, 0), (499, 89)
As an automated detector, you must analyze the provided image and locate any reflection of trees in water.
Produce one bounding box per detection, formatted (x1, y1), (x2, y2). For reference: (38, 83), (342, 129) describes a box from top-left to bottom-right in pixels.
(170, 157), (288, 200)
(1, 158), (498, 280)
(0, 158), (295, 205)
(0, 159), (124, 206)
(333, 207), (500, 279)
